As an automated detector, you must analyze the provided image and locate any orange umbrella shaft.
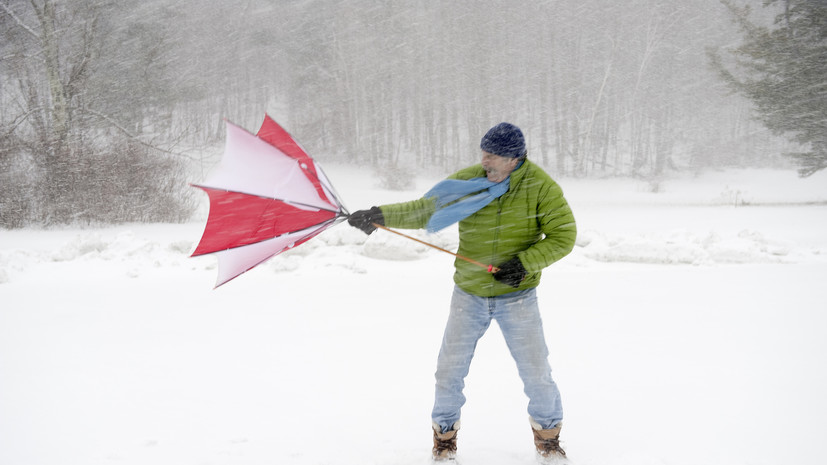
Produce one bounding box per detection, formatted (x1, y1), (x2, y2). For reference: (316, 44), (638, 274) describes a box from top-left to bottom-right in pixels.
(372, 223), (499, 273)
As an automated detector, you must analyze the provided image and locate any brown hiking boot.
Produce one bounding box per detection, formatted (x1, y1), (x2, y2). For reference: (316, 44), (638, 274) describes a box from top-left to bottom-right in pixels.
(530, 418), (566, 459)
(432, 421), (460, 461)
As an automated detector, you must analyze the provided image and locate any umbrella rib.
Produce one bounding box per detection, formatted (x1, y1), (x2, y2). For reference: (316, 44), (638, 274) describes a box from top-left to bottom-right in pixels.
(192, 184), (341, 213)
(314, 163), (350, 216)
(208, 216), (342, 255)
(212, 217), (344, 288)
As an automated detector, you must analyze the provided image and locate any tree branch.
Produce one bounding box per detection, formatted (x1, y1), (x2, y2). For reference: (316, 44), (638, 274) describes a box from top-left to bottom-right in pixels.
(81, 108), (201, 161)
(0, 1), (40, 39)
(2, 106), (44, 139)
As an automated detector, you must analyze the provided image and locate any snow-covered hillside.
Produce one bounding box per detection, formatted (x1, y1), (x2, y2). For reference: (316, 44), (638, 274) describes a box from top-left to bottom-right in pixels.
(2, 167), (826, 465)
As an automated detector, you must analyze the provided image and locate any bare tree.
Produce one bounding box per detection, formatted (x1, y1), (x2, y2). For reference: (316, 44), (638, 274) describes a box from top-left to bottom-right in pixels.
(0, 0), (195, 226)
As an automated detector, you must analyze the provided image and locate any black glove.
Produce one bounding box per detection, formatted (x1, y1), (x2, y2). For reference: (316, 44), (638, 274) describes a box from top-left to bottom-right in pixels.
(348, 207), (384, 235)
(493, 257), (527, 288)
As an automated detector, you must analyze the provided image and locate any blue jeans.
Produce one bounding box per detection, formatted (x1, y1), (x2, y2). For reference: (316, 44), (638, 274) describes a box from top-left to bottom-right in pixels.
(432, 286), (563, 433)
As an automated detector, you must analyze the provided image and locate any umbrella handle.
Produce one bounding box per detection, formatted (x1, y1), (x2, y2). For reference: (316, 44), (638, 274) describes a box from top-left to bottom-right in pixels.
(372, 223), (499, 273)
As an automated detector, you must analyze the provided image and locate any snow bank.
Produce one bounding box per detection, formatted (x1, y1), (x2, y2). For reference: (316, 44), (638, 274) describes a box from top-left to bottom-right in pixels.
(578, 227), (801, 265)
(4, 168), (826, 285)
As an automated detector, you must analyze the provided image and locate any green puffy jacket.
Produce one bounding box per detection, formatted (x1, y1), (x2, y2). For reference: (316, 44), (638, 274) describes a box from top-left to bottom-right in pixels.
(379, 159), (576, 297)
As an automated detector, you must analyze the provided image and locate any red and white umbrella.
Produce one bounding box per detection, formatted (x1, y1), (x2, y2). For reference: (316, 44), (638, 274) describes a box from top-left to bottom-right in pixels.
(191, 115), (347, 288)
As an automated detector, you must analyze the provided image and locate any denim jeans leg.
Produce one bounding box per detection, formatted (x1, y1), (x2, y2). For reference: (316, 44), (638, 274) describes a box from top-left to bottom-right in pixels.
(431, 286), (492, 432)
(494, 288), (563, 429)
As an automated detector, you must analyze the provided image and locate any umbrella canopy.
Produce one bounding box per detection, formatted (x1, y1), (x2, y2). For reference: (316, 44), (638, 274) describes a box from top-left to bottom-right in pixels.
(192, 115), (347, 287)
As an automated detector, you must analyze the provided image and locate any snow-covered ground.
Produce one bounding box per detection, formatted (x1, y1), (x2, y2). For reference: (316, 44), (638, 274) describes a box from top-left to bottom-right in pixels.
(2, 166), (827, 465)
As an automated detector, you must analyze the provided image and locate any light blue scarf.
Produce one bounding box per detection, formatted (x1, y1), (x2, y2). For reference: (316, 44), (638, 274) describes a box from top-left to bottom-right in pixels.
(424, 163), (522, 233)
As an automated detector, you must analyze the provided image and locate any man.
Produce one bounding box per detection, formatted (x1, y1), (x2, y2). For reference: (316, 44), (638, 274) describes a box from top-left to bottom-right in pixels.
(348, 122), (576, 461)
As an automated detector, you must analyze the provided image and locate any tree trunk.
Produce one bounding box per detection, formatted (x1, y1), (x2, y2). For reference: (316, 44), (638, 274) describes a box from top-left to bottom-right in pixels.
(33, 0), (70, 151)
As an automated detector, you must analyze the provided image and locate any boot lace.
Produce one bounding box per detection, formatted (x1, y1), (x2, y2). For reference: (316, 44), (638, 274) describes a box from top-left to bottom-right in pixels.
(432, 432), (457, 459)
(534, 433), (566, 457)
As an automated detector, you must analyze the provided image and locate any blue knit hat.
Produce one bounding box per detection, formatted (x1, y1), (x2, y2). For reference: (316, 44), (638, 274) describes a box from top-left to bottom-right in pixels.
(480, 122), (526, 158)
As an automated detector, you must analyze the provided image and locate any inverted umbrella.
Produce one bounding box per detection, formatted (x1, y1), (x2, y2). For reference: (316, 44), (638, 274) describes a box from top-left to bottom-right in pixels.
(191, 115), (348, 288)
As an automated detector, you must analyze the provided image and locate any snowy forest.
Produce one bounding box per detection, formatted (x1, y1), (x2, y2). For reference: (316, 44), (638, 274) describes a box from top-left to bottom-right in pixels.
(1, 0), (825, 227)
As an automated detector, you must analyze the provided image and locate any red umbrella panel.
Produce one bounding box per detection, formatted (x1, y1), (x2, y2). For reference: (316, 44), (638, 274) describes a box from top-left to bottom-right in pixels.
(192, 115), (347, 287)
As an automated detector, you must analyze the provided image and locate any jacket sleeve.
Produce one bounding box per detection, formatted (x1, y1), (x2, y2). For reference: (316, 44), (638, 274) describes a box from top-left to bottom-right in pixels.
(378, 197), (437, 229)
(517, 180), (577, 272)
(376, 166), (482, 229)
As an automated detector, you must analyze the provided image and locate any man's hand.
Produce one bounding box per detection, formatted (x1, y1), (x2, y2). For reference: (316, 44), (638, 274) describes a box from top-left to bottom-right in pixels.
(348, 207), (384, 235)
(493, 257), (527, 288)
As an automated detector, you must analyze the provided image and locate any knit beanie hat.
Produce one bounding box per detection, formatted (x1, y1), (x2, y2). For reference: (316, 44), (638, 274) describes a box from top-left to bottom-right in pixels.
(480, 122), (526, 159)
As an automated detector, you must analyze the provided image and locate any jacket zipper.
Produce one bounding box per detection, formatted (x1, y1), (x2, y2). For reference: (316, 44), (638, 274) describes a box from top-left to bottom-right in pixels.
(492, 197), (503, 265)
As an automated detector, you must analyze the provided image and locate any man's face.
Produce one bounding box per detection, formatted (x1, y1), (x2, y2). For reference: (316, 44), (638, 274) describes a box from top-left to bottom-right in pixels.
(481, 151), (519, 183)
